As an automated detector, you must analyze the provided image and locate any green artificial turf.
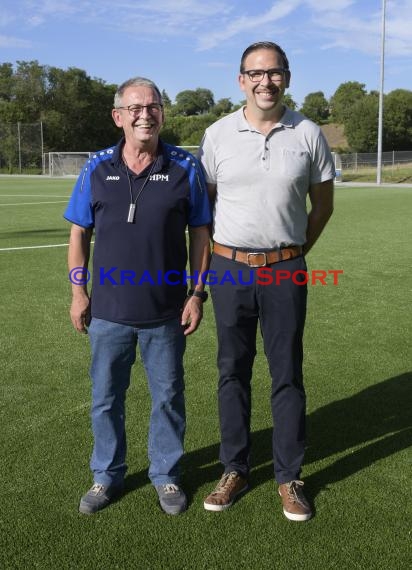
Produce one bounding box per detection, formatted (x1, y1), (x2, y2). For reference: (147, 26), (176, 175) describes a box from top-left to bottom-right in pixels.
(0, 178), (411, 569)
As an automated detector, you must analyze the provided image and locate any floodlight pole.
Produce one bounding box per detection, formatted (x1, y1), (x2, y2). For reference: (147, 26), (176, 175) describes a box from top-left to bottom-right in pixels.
(17, 121), (22, 174)
(40, 121), (44, 175)
(377, 0), (386, 185)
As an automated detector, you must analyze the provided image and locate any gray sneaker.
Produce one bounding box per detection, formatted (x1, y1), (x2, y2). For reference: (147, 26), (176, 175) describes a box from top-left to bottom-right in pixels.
(79, 482), (123, 515)
(156, 483), (187, 515)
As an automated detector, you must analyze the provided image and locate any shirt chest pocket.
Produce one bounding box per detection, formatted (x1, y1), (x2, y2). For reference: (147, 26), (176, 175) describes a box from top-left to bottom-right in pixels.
(279, 149), (310, 180)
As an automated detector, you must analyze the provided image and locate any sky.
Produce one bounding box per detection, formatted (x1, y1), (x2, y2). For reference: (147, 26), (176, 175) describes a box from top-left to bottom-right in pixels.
(1, 0), (412, 108)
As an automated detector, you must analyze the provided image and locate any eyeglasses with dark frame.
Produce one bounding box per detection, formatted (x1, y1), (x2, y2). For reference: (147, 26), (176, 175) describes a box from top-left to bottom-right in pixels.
(242, 68), (287, 82)
(116, 103), (164, 116)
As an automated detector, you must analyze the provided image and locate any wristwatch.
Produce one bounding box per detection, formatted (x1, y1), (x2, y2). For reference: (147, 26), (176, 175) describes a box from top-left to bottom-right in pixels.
(187, 289), (208, 302)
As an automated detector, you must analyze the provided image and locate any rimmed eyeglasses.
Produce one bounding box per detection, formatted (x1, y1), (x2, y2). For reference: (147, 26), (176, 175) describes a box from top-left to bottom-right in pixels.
(115, 103), (163, 116)
(241, 68), (287, 82)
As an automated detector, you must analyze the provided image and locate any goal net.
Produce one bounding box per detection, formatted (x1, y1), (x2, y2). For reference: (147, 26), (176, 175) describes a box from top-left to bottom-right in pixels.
(44, 152), (91, 177)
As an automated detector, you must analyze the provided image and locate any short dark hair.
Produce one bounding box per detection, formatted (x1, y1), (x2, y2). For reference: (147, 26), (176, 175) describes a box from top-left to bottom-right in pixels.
(240, 41), (290, 73)
(114, 77), (162, 108)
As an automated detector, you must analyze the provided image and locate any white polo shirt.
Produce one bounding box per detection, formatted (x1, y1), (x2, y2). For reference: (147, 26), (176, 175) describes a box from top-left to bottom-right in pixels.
(198, 107), (335, 249)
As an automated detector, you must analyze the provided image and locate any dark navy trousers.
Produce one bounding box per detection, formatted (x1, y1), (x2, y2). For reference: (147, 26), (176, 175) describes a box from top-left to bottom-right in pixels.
(209, 253), (308, 484)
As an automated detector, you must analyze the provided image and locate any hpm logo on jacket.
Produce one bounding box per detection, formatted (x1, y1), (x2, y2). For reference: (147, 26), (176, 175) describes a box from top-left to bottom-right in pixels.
(150, 174), (169, 182)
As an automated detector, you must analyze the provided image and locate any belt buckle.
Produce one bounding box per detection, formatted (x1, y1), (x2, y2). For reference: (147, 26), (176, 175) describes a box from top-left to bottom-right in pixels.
(246, 252), (267, 267)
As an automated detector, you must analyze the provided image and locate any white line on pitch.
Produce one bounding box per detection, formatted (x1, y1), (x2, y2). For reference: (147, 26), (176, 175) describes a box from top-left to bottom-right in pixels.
(0, 194), (69, 197)
(0, 241), (95, 252)
(0, 243), (68, 251)
(0, 201), (68, 206)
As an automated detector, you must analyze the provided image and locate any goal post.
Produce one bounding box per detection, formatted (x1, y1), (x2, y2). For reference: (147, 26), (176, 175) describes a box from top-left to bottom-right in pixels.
(44, 152), (91, 177)
(332, 151), (342, 182)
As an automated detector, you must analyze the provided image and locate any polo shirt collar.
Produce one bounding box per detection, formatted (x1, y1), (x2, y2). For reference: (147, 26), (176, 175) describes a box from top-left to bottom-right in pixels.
(236, 105), (296, 133)
(111, 137), (166, 174)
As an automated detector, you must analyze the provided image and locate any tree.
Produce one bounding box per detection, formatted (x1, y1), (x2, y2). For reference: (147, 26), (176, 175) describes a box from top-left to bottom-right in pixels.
(161, 114), (216, 146)
(212, 98), (233, 116)
(330, 81), (367, 124)
(175, 88), (214, 115)
(0, 62), (45, 124)
(44, 66), (117, 151)
(0, 121), (18, 172)
(231, 99), (246, 111)
(283, 93), (297, 110)
(340, 88), (412, 152)
(0, 61), (48, 171)
(344, 93), (379, 152)
(0, 63), (13, 102)
(383, 89), (412, 151)
(161, 89), (172, 108)
(300, 91), (329, 124)
(87, 78), (118, 149)
(174, 90), (198, 115)
(44, 66), (91, 150)
(195, 88), (214, 113)
(20, 61), (49, 120)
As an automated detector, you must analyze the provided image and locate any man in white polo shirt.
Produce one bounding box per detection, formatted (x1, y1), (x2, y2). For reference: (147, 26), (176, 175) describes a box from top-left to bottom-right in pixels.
(198, 41), (334, 521)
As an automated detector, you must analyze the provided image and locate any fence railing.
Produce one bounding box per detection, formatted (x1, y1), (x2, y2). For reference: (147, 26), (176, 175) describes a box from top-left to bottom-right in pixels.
(337, 151), (412, 170)
(0, 122), (44, 174)
(0, 122), (411, 182)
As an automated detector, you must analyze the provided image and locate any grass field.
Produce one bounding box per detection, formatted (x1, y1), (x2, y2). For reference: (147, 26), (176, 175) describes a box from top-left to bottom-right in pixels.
(0, 177), (411, 569)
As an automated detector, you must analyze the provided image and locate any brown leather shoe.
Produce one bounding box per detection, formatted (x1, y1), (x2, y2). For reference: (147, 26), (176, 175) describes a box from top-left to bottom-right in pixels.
(204, 471), (248, 511)
(278, 480), (312, 521)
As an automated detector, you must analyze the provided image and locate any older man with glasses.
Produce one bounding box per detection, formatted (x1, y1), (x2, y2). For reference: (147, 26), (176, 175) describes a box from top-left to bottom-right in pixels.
(198, 42), (335, 521)
(65, 77), (211, 516)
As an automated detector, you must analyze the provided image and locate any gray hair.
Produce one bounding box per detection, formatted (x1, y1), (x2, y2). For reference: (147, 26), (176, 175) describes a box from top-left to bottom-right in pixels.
(114, 77), (163, 108)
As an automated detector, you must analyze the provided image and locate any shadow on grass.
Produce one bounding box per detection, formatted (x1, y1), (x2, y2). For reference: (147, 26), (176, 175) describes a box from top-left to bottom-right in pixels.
(125, 372), (412, 503)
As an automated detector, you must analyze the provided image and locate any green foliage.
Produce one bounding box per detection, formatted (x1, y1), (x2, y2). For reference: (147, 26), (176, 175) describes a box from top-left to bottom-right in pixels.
(383, 89), (412, 151)
(330, 81), (367, 124)
(0, 63), (13, 101)
(13, 60), (47, 121)
(344, 93), (379, 152)
(161, 89), (172, 108)
(1, 61), (412, 155)
(283, 93), (297, 110)
(211, 97), (233, 116)
(0, 61), (118, 153)
(175, 87), (215, 115)
(162, 113), (217, 146)
(0, 122), (17, 172)
(300, 91), (329, 124)
(43, 66), (118, 151)
(338, 86), (412, 152)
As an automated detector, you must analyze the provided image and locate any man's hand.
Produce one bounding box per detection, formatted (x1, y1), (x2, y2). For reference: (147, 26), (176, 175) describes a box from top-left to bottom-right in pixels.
(70, 293), (91, 333)
(68, 224), (92, 333)
(303, 179), (334, 255)
(181, 296), (203, 336)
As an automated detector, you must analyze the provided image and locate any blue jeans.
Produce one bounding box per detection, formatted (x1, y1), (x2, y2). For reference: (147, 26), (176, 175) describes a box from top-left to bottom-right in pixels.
(88, 317), (186, 487)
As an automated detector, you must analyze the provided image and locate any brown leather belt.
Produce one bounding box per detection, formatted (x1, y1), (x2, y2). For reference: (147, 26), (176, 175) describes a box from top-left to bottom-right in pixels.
(213, 243), (302, 267)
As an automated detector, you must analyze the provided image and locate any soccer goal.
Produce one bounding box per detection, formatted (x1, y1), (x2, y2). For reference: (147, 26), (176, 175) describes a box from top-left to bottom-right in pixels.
(332, 151), (342, 182)
(44, 152), (91, 177)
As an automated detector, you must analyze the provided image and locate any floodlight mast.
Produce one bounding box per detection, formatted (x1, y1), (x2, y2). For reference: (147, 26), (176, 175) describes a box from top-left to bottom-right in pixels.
(377, 0), (386, 185)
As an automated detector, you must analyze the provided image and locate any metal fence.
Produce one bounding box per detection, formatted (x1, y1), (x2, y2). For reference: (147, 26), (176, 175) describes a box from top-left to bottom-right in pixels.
(338, 151), (412, 170)
(333, 150), (412, 182)
(187, 148), (412, 179)
(0, 122), (44, 174)
(0, 123), (411, 180)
